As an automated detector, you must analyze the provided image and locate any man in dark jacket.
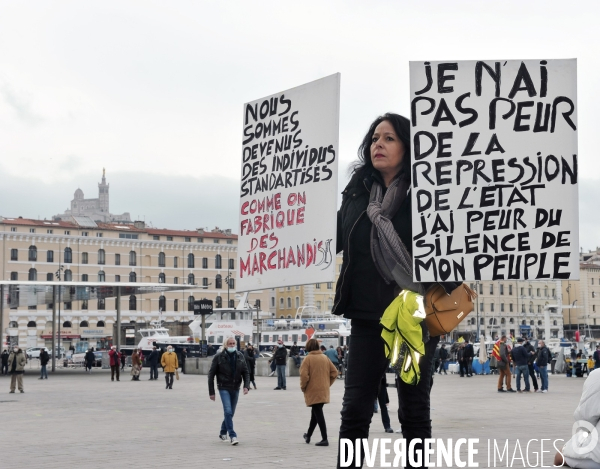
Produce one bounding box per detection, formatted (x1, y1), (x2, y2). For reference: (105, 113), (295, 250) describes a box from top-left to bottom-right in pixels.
(148, 346), (159, 380)
(84, 348), (95, 373)
(536, 340), (551, 393)
(463, 339), (474, 377)
(593, 345), (600, 370)
(457, 344), (467, 377)
(1, 349), (9, 375)
(39, 348), (50, 379)
(289, 341), (300, 368)
(511, 338), (531, 392)
(208, 338), (250, 445)
(522, 339), (539, 392)
(272, 340), (288, 390)
(438, 345), (448, 374)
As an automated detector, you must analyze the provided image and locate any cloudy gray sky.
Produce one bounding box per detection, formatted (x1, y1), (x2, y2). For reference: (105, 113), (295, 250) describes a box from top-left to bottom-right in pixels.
(1, 1), (599, 250)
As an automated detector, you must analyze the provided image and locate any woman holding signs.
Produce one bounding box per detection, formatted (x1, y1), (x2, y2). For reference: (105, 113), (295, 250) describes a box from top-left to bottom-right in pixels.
(333, 113), (460, 468)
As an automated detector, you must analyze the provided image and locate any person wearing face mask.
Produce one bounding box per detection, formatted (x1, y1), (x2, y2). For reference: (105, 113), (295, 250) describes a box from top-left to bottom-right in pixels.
(161, 346), (178, 390)
(8, 346), (27, 393)
(273, 340), (288, 390)
(208, 337), (250, 445)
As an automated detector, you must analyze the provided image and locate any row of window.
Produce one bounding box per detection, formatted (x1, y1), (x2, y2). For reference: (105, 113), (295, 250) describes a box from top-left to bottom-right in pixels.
(277, 297), (334, 310)
(478, 302), (557, 313)
(18, 295), (233, 311)
(471, 283), (557, 297)
(12, 247), (234, 270)
(13, 270), (233, 288)
(466, 317), (559, 326)
(9, 227), (233, 244)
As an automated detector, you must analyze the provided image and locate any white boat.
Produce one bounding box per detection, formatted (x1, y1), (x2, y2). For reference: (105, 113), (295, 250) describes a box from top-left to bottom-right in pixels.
(195, 303), (351, 352)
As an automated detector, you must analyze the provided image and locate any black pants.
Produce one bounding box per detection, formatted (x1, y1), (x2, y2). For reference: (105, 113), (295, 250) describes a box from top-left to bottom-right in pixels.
(337, 319), (439, 468)
(2, 364), (8, 374)
(165, 372), (174, 388)
(150, 364), (159, 379)
(459, 360), (468, 377)
(307, 403), (327, 441)
(111, 365), (120, 381)
(527, 363), (539, 390)
(377, 380), (391, 430)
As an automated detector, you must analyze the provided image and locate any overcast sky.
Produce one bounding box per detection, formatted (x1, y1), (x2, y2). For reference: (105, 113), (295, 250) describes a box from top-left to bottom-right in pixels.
(1, 1), (599, 250)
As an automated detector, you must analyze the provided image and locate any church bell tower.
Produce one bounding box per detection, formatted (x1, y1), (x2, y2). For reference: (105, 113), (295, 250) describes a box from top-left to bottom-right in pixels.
(98, 168), (109, 214)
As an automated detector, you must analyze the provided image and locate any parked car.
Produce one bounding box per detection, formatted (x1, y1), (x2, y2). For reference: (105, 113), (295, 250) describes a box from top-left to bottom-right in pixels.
(49, 347), (66, 358)
(26, 347), (49, 359)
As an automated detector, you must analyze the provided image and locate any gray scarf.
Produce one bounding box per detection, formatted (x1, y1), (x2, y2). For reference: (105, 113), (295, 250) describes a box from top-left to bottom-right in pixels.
(366, 177), (426, 295)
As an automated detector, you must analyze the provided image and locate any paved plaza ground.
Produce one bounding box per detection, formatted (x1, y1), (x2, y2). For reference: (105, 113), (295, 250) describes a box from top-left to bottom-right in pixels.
(0, 362), (588, 468)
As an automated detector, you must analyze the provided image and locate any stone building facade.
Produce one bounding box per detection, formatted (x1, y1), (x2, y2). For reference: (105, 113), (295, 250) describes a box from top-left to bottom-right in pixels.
(0, 217), (271, 350)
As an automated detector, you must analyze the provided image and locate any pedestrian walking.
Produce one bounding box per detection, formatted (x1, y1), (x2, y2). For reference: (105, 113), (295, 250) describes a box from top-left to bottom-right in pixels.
(84, 348), (95, 373)
(300, 338), (338, 447)
(243, 344), (257, 389)
(536, 340), (551, 393)
(8, 346), (26, 393)
(131, 349), (142, 381)
(120, 350), (126, 371)
(438, 345), (448, 374)
(161, 346), (178, 389)
(333, 113), (463, 468)
(1, 349), (9, 375)
(594, 345), (600, 370)
(208, 337), (250, 445)
(39, 348), (50, 379)
(148, 346), (159, 380)
(512, 338), (531, 393)
(272, 339), (288, 390)
(523, 338), (539, 392)
(109, 346), (121, 382)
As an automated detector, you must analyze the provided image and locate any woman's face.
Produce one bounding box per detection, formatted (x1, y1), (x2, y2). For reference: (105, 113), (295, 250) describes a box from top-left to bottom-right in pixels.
(370, 120), (405, 181)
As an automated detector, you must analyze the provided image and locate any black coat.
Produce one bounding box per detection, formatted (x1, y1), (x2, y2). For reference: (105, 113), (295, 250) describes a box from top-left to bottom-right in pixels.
(1, 352), (8, 365)
(40, 350), (50, 366)
(148, 350), (159, 365)
(523, 342), (536, 365)
(463, 344), (474, 360)
(536, 346), (551, 367)
(273, 346), (288, 365)
(208, 350), (249, 395)
(511, 345), (529, 367)
(332, 170), (461, 320)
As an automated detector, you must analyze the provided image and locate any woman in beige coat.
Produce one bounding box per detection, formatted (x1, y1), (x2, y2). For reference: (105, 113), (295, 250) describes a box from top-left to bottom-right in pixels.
(300, 338), (338, 446)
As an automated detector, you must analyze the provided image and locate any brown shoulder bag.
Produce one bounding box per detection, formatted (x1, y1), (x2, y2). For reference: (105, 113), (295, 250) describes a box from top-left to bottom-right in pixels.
(424, 284), (477, 337)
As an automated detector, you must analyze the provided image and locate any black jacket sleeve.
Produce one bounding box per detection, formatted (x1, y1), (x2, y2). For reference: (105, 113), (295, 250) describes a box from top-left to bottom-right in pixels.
(208, 355), (219, 396)
(240, 353), (250, 389)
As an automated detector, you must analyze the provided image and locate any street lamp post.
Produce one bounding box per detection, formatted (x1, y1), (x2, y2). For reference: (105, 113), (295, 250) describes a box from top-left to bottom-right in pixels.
(254, 300), (261, 352)
(225, 270), (232, 308)
(55, 265), (64, 360)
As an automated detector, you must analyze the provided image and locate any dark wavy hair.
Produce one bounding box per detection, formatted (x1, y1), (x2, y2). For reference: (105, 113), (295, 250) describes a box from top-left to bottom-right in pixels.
(352, 113), (411, 183)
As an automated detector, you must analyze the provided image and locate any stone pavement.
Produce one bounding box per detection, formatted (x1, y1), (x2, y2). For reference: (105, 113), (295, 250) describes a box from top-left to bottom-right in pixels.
(0, 366), (588, 468)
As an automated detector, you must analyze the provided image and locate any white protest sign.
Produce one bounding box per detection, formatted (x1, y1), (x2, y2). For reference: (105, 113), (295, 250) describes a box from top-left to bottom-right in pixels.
(237, 74), (340, 291)
(410, 59), (578, 282)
